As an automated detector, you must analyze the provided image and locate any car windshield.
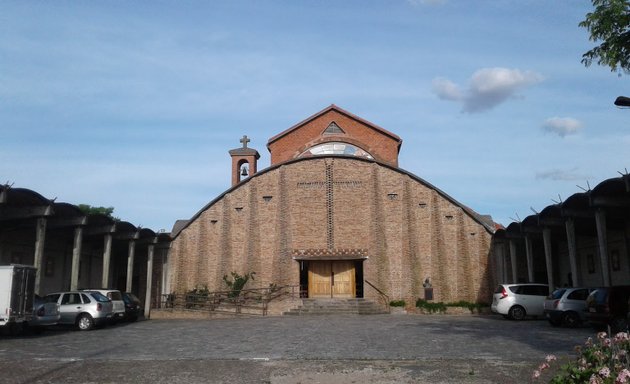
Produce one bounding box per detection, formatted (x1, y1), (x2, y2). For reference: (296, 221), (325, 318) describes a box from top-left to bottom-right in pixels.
(88, 292), (111, 302)
(123, 293), (140, 304)
(549, 289), (566, 300)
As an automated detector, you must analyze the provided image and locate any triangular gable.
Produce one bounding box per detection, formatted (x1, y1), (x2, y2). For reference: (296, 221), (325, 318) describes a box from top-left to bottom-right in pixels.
(322, 121), (345, 135)
(267, 104), (402, 148)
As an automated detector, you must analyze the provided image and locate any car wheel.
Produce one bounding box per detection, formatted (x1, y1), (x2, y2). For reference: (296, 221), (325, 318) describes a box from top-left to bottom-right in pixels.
(610, 317), (629, 334)
(77, 314), (94, 331)
(548, 317), (561, 327)
(562, 312), (581, 328)
(508, 305), (526, 321)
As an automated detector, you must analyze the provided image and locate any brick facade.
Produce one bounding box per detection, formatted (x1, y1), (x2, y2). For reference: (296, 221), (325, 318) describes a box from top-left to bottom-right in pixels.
(267, 105), (402, 167)
(169, 157), (495, 304)
(168, 107), (495, 306)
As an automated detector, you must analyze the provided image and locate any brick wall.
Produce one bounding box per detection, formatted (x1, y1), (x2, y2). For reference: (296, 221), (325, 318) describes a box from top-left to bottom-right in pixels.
(268, 109), (400, 167)
(169, 157), (495, 305)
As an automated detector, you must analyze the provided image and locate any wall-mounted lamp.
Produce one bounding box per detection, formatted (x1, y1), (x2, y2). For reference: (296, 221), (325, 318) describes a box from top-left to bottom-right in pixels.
(387, 193), (398, 200)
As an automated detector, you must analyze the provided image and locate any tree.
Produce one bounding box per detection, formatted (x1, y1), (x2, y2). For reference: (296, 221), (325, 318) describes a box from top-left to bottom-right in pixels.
(579, 0), (630, 73)
(77, 204), (118, 220)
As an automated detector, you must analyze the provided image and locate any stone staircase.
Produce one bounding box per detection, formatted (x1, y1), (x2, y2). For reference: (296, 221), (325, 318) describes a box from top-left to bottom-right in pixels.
(283, 298), (389, 315)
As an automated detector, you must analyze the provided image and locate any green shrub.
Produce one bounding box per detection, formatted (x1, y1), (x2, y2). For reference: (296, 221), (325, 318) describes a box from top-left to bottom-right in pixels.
(415, 299), (489, 313)
(389, 300), (406, 307)
(223, 271), (256, 298)
(415, 299), (447, 313)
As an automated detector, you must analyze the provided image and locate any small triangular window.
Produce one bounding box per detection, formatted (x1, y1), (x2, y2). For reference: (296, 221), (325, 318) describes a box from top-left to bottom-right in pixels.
(323, 122), (345, 135)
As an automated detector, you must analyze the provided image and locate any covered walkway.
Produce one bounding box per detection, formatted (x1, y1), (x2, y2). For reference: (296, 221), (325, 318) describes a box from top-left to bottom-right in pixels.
(493, 173), (630, 288)
(0, 184), (171, 317)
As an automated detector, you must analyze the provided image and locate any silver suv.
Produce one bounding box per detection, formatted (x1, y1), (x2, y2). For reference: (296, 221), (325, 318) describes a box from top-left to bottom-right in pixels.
(543, 287), (593, 328)
(44, 291), (113, 331)
(82, 289), (125, 322)
(491, 283), (549, 320)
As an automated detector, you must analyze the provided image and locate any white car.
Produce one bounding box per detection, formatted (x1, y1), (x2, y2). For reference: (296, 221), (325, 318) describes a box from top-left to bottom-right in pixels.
(491, 284), (549, 320)
(82, 289), (126, 322)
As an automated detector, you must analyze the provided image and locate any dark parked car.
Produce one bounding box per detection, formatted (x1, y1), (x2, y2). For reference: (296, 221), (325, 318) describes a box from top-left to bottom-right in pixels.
(585, 285), (630, 334)
(25, 294), (60, 333)
(122, 292), (142, 322)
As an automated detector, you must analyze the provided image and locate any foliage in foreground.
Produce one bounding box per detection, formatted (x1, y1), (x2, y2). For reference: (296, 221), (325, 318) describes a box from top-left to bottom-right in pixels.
(532, 331), (630, 383)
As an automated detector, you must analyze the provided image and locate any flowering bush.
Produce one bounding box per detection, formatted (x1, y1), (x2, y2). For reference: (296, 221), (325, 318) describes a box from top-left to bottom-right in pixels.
(532, 331), (630, 383)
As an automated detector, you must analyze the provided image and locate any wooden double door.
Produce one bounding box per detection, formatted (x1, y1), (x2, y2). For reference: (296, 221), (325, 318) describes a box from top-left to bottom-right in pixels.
(308, 261), (355, 298)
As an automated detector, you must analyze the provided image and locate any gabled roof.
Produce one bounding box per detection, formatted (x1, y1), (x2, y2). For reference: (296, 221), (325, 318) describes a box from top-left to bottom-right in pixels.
(266, 104), (402, 151)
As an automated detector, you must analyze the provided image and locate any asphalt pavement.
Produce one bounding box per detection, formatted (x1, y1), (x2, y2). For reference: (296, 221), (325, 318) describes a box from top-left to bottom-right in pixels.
(0, 314), (594, 383)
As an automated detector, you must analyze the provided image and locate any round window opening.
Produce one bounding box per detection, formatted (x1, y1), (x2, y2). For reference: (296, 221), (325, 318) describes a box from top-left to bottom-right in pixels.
(299, 142), (374, 159)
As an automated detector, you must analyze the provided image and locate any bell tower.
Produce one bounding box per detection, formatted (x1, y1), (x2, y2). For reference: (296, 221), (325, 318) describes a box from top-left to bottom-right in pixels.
(229, 135), (260, 186)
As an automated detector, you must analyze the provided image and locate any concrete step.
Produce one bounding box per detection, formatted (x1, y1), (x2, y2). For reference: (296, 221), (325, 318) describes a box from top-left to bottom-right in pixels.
(282, 298), (389, 316)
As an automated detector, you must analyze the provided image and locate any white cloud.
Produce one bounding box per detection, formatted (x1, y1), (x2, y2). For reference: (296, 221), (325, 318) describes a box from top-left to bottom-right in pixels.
(407, 0), (447, 5)
(432, 67), (544, 113)
(535, 168), (590, 181)
(542, 117), (583, 137)
(431, 77), (463, 101)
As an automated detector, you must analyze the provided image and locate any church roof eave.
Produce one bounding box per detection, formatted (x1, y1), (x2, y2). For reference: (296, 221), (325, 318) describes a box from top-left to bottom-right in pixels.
(171, 155), (496, 240)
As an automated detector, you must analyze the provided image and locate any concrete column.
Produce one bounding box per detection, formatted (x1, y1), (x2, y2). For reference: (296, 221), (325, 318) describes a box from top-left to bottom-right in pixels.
(70, 226), (84, 291)
(542, 228), (554, 289)
(595, 209), (611, 287)
(101, 233), (113, 288)
(496, 242), (506, 283)
(126, 240), (136, 292)
(33, 217), (47, 295)
(565, 218), (580, 287)
(144, 243), (155, 319)
(524, 236), (534, 283)
(509, 240), (518, 283)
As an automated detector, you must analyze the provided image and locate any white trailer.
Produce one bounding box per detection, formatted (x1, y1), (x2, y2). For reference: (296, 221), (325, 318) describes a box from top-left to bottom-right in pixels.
(0, 265), (36, 330)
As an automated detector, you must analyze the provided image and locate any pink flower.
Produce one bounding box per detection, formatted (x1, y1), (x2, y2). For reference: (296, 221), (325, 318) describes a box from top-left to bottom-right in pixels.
(591, 376), (603, 384)
(613, 332), (629, 342)
(599, 367), (611, 378)
(532, 370), (540, 380)
(597, 331), (608, 340)
(616, 369), (630, 383)
(538, 362), (549, 371)
(545, 354), (557, 363)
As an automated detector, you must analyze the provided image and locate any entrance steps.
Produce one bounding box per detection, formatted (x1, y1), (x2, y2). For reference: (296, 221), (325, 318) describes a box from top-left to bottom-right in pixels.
(283, 298), (389, 315)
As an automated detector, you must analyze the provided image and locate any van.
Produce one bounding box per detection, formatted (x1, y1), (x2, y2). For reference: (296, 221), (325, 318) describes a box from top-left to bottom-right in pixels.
(491, 283), (549, 320)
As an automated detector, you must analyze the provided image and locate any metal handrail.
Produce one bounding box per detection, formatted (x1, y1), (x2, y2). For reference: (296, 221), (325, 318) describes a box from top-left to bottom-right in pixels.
(364, 279), (391, 313)
(156, 284), (301, 316)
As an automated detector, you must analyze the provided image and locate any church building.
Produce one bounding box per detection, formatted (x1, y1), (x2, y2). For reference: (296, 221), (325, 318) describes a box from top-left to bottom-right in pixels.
(168, 105), (497, 307)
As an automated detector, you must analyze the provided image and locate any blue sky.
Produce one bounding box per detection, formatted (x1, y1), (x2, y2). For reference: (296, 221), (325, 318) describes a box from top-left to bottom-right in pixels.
(1, 1), (629, 231)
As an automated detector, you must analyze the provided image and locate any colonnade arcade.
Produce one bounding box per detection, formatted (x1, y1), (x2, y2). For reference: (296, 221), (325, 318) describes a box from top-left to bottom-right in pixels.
(0, 185), (171, 317)
(493, 173), (630, 289)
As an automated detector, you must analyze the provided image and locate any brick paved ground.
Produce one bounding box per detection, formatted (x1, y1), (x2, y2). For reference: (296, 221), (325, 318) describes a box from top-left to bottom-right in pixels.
(0, 314), (594, 383)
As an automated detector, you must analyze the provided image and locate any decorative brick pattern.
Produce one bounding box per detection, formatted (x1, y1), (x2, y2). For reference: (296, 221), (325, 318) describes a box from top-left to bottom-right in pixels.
(168, 158), (495, 305)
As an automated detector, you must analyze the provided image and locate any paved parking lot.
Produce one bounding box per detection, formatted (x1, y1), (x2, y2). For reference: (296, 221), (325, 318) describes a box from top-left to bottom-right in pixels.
(0, 314), (594, 383)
